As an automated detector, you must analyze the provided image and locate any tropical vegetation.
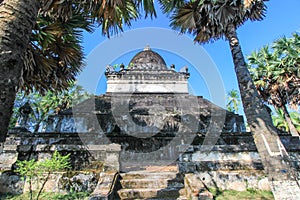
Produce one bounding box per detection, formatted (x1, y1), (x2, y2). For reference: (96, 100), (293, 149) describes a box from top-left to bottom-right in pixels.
(158, 0), (298, 190)
(272, 109), (300, 133)
(226, 89), (241, 114)
(1, 0), (299, 198)
(248, 33), (300, 136)
(15, 150), (71, 200)
(0, 0), (156, 144)
(10, 83), (90, 132)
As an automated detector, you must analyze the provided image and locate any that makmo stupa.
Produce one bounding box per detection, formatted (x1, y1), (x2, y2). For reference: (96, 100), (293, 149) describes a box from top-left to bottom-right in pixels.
(50, 46), (246, 169)
(54, 46), (245, 136)
(1, 46), (299, 199)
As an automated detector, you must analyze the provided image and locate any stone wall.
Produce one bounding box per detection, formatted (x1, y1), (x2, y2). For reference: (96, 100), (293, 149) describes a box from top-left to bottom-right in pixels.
(178, 133), (300, 174)
(1, 132), (121, 171)
(1, 131), (299, 195)
(0, 132), (121, 195)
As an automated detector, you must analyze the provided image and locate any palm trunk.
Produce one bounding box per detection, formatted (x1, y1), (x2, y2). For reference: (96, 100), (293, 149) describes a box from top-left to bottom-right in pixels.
(225, 24), (298, 181)
(0, 0), (40, 145)
(282, 105), (299, 136)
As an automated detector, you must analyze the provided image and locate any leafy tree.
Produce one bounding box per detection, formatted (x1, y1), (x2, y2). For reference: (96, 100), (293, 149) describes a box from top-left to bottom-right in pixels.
(272, 109), (290, 133)
(248, 33), (300, 136)
(10, 83), (91, 132)
(15, 150), (71, 200)
(226, 89), (241, 113)
(0, 0), (156, 144)
(159, 0), (299, 190)
(15, 159), (37, 200)
(272, 109), (300, 133)
(290, 112), (300, 132)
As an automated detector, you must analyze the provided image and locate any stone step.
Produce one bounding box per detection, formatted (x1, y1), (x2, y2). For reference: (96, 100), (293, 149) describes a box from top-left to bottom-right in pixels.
(90, 171), (119, 198)
(120, 178), (184, 189)
(120, 162), (178, 172)
(117, 188), (181, 200)
(120, 171), (177, 180)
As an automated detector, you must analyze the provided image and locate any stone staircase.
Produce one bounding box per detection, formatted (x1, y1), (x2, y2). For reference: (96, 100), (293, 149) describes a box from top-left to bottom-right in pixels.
(117, 170), (185, 199)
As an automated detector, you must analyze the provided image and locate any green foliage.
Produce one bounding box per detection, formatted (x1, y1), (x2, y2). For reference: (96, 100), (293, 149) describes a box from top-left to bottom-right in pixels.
(272, 109), (300, 132)
(248, 33), (300, 110)
(248, 33), (300, 135)
(272, 109), (289, 132)
(290, 112), (300, 132)
(15, 159), (37, 182)
(226, 89), (241, 114)
(15, 151), (71, 200)
(22, 12), (93, 94)
(38, 151), (71, 173)
(0, 191), (89, 200)
(19, 1), (156, 94)
(209, 188), (274, 200)
(10, 83), (91, 132)
(159, 0), (267, 43)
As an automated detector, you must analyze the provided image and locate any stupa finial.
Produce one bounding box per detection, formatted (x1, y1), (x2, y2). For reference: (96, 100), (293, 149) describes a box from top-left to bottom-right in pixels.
(144, 44), (151, 51)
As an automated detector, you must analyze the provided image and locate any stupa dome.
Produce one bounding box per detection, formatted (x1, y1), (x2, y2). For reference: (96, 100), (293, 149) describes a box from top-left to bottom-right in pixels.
(129, 45), (168, 71)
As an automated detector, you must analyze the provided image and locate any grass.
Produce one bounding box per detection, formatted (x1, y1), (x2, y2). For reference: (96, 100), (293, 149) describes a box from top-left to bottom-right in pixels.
(0, 191), (90, 200)
(209, 188), (274, 200)
(0, 189), (274, 200)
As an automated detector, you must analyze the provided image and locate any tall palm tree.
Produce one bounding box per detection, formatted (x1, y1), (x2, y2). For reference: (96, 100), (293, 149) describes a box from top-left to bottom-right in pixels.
(248, 34), (300, 136)
(272, 34), (300, 109)
(226, 89), (241, 113)
(0, 0), (155, 146)
(159, 0), (299, 195)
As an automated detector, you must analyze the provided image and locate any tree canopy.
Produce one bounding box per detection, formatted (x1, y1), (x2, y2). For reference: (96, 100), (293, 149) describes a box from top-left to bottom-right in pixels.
(248, 33), (300, 135)
(226, 89), (241, 113)
(19, 0), (157, 94)
(159, 0), (267, 43)
(248, 33), (300, 110)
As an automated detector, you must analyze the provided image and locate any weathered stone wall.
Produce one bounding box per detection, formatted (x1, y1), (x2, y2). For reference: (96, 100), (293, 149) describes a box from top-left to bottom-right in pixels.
(178, 134), (300, 174)
(56, 94), (246, 134)
(1, 131), (299, 195)
(1, 132), (121, 171)
(0, 170), (101, 195)
(0, 132), (122, 195)
(182, 171), (270, 200)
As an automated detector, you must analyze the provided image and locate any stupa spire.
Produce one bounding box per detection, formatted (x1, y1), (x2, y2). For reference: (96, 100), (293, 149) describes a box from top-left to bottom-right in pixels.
(144, 44), (151, 51)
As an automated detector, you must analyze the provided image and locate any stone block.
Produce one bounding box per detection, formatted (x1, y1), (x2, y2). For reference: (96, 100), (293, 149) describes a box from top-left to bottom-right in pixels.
(178, 162), (196, 173)
(105, 152), (120, 171)
(0, 172), (24, 194)
(0, 152), (18, 171)
(258, 177), (270, 191)
(185, 170), (270, 192)
(198, 191), (214, 200)
(23, 173), (63, 193)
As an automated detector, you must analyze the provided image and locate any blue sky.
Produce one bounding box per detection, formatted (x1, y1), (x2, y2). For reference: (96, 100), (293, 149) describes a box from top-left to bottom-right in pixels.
(82, 0), (300, 115)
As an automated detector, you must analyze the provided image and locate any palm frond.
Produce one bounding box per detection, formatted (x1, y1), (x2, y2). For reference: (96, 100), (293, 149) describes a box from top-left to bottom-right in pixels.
(161, 0), (268, 44)
(158, 0), (185, 14)
(20, 12), (89, 94)
(136, 0), (157, 18)
(170, 2), (197, 33)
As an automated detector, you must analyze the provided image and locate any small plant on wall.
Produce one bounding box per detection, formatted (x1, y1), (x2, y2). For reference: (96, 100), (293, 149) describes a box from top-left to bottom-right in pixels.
(15, 150), (71, 200)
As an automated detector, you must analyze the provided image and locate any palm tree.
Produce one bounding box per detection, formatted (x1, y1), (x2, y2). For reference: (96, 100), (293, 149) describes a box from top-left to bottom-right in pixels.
(248, 34), (300, 136)
(21, 12), (93, 94)
(272, 34), (300, 110)
(226, 89), (241, 113)
(11, 82), (91, 132)
(159, 0), (299, 195)
(0, 0), (155, 146)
